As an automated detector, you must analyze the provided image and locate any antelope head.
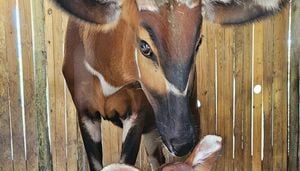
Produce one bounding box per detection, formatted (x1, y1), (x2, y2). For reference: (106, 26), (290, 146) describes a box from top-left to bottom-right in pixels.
(54, 0), (288, 156)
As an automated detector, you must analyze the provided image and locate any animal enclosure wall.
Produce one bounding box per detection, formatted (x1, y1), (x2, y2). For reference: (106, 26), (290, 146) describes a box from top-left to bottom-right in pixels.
(0, 0), (299, 171)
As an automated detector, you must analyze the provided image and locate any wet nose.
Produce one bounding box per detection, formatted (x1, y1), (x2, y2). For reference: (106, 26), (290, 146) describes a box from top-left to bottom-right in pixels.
(171, 137), (195, 156)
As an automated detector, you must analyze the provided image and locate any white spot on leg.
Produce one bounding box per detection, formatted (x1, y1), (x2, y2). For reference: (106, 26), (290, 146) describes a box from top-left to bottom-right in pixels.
(91, 156), (102, 171)
(121, 114), (137, 142)
(82, 116), (101, 142)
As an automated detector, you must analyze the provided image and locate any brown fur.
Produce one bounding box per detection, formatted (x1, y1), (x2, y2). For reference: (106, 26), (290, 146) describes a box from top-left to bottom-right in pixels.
(59, 0), (287, 169)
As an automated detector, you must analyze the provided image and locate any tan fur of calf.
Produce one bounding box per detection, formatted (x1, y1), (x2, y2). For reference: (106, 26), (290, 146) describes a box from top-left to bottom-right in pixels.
(103, 135), (222, 171)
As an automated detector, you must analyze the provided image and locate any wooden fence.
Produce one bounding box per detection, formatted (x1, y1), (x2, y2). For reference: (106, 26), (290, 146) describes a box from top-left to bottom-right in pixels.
(0, 0), (299, 170)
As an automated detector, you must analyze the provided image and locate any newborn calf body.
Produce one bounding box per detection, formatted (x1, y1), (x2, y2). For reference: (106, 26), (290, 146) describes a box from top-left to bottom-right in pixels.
(103, 135), (222, 171)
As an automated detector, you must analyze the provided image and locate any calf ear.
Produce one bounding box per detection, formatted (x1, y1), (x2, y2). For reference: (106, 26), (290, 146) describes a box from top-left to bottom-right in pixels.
(185, 135), (222, 171)
(53, 0), (122, 24)
(202, 0), (289, 25)
(102, 163), (140, 171)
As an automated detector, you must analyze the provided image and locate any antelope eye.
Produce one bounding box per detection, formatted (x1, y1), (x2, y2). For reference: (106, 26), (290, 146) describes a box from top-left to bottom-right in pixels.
(139, 40), (153, 58)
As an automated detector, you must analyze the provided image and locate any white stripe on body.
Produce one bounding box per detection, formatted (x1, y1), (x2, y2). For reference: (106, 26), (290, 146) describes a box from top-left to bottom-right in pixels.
(84, 60), (122, 97)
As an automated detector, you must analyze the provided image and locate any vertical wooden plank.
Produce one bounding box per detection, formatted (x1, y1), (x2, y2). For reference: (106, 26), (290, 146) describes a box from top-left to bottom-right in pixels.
(242, 25), (253, 171)
(44, 0), (54, 169)
(51, 4), (67, 170)
(60, 12), (78, 171)
(77, 121), (90, 171)
(216, 25), (234, 170)
(206, 22), (217, 136)
(198, 21), (209, 136)
(140, 141), (151, 171)
(6, 0), (27, 170)
(233, 26), (244, 171)
(289, 0), (300, 170)
(110, 124), (120, 163)
(198, 21), (216, 136)
(32, 0), (52, 169)
(224, 27), (234, 171)
(215, 25), (225, 171)
(252, 22), (264, 171)
(102, 120), (112, 166)
(262, 17), (274, 171)
(66, 90), (78, 171)
(272, 6), (289, 171)
(0, 0), (13, 169)
(18, 0), (38, 170)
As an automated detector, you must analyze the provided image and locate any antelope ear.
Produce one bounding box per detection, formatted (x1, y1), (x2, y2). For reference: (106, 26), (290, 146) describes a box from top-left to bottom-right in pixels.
(202, 0), (288, 25)
(53, 0), (122, 24)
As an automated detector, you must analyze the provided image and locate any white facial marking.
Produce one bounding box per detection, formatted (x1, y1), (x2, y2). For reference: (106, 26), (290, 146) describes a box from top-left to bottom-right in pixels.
(177, 0), (200, 8)
(121, 114), (137, 142)
(136, 0), (160, 12)
(192, 135), (222, 166)
(165, 80), (189, 96)
(134, 49), (142, 78)
(102, 164), (139, 171)
(91, 156), (103, 171)
(136, 0), (200, 11)
(82, 116), (101, 142)
(165, 67), (194, 96)
(254, 0), (280, 10)
(84, 60), (122, 97)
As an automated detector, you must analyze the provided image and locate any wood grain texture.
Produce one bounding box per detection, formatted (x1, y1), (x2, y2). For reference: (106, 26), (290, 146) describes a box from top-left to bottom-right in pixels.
(6, 0), (27, 170)
(51, 5), (67, 170)
(233, 26), (244, 171)
(252, 21), (263, 171)
(197, 21), (217, 137)
(215, 25), (234, 170)
(242, 25), (253, 171)
(32, 0), (52, 169)
(66, 90), (78, 171)
(215, 25), (226, 171)
(272, 6), (289, 171)
(224, 26), (234, 171)
(262, 16), (274, 171)
(0, 0), (13, 169)
(289, 0), (300, 170)
(18, 0), (38, 170)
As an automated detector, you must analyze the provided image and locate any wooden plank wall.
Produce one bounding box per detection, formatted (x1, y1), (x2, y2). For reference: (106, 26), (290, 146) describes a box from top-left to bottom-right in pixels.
(0, 0), (298, 171)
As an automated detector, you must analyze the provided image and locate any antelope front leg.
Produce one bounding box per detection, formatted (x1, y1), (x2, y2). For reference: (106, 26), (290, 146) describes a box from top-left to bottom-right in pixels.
(78, 112), (103, 171)
(143, 129), (165, 170)
(120, 112), (144, 165)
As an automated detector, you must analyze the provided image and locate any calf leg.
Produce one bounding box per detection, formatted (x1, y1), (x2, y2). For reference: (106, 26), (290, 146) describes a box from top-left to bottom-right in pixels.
(143, 129), (165, 170)
(78, 112), (103, 171)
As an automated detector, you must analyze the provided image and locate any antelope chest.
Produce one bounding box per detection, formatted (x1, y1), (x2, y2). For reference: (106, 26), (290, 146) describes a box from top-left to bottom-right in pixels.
(84, 60), (122, 97)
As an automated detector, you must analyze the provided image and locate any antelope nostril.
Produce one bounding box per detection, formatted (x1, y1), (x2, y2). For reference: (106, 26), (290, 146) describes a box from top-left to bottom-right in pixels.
(170, 138), (194, 157)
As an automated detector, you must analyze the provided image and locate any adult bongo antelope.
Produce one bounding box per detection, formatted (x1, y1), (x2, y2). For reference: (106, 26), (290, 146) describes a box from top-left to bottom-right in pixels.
(54, 0), (288, 170)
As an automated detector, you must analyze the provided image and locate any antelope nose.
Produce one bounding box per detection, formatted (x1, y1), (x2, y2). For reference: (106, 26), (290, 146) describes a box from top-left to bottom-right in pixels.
(171, 138), (194, 157)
